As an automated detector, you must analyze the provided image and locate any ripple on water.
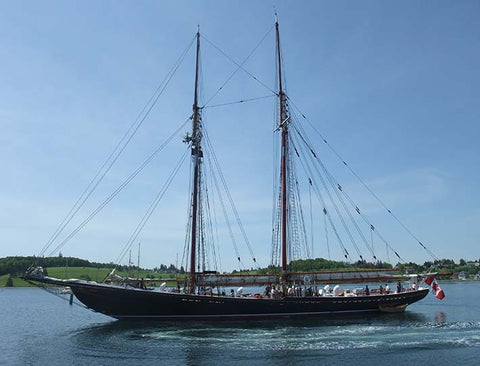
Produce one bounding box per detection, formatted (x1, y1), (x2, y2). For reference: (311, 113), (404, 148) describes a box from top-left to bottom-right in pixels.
(126, 320), (480, 352)
(66, 310), (480, 357)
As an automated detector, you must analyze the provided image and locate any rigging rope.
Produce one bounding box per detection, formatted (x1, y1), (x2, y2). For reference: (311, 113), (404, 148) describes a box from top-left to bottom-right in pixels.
(112, 145), (191, 269)
(201, 25), (276, 108)
(329, 174), (404, 262)
(24, 280), (89, 309)
(290, 133), (364, 261)
(39, 35), (196, 258)
(181, 160), (193, 277)
(291, 136), (351, 261)
(203, 95), (275, 109)
(202, 172), (221, 273)
(47, 117), (191, 257)
(292, 123), (377, 261)
(290, 114), (406, 263)
(271, 88), (281, 267)
(204, 130), (259, 268)
(293, 177), (311, 259)
(287, 96), (438, 261)
(291, 115), (404, 262)
(309, 179), (314, 258)
(206, 151), (245, 270)
(324, 207), (331, 260)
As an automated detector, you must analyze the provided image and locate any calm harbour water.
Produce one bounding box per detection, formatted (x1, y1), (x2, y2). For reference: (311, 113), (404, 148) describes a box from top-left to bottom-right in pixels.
(1, 281), (479, 365)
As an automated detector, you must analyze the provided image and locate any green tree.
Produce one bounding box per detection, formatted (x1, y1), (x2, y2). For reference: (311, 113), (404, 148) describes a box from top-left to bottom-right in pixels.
(5, 275), (13, 287)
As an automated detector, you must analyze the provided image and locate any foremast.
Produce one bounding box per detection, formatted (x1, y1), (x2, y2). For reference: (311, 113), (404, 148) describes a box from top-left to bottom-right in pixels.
(188, 29), (202, 294)
(275, 20), (290, 284)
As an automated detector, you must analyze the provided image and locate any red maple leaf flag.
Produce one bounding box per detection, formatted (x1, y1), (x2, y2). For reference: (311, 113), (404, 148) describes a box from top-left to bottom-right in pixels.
(436, 289), (445, 300)
(425, 277), (445, 300)
(424, 276), (434, 286)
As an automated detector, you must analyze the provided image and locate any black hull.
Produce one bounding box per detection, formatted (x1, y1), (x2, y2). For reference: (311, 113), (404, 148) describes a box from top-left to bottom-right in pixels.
(66, 281), (429, 320)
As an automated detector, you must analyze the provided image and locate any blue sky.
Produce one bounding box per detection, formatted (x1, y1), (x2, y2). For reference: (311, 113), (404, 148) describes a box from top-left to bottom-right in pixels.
(1, 1), (479, 270)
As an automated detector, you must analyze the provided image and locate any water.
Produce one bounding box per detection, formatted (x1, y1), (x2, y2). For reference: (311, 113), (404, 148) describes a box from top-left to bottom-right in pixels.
(1, 281), (479, 365)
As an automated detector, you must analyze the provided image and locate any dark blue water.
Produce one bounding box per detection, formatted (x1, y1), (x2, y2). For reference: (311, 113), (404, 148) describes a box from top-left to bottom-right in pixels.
(1, 281), (479, 365)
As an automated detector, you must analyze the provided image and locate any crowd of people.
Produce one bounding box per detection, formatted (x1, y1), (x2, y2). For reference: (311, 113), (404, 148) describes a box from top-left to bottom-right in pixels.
(259, 280), (417, 298)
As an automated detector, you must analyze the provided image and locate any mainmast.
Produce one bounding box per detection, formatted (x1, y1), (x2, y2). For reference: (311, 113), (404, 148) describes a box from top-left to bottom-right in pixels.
(275, 20), (289, 275)
(189, 29), (202, 293)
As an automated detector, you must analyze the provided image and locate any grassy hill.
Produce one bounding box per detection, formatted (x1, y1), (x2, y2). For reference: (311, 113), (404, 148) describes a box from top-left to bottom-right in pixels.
(1, 267), (183, 287)
(0, 274), (34, 287)
(45, 266), (180, 282)
(0, 255), (185, 287)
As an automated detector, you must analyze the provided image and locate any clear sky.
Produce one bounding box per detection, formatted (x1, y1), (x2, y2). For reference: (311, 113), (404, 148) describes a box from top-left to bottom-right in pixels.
(1, 1), (479, 271)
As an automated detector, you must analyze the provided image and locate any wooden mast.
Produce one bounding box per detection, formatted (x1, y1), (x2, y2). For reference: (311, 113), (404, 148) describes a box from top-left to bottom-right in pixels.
(189, 29), (201, 294)
(275, 20), (288, 275)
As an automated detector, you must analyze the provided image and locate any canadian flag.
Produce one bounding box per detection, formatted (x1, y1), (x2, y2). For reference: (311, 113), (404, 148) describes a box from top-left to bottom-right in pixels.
(436, 288), (445, 300)
(425, 276), (435, 286)
(424, 277), (445, 300)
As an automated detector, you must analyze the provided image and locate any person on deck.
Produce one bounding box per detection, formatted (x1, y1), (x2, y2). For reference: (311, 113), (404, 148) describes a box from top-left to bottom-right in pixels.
(365, 285), (370, 296)
(265, 285), (271, 296)
(397, 281), (402, 293)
